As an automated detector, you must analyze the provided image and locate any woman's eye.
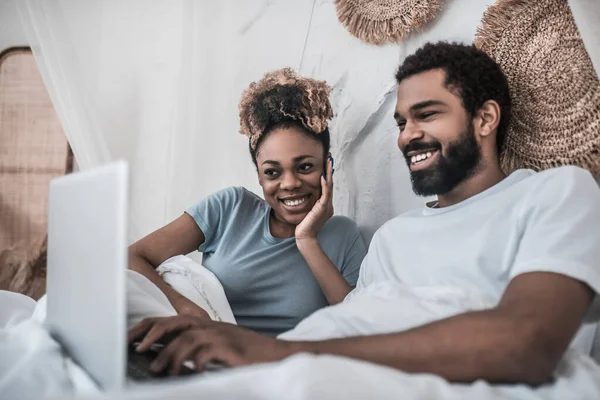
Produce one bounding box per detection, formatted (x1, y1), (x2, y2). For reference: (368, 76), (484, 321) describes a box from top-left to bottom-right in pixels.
(298, 164), (313, 172)
(264, 169), (279, 177)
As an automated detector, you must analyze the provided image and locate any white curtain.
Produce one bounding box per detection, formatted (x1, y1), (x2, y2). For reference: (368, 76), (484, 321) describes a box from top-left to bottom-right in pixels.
(17, 0), (501, 244)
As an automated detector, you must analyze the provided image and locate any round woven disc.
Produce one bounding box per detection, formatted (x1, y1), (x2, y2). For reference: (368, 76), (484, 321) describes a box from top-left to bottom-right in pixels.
(335, 0), (441, 45)
(474, 0), (600, 175)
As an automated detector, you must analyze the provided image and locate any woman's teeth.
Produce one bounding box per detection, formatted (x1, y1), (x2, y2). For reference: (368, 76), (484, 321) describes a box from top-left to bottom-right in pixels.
(411, 151), (435, 165)
(282, 196), (308, 207)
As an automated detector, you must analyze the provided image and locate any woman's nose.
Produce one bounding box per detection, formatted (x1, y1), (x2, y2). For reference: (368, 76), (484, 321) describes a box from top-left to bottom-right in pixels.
(280, 171), (302, 190)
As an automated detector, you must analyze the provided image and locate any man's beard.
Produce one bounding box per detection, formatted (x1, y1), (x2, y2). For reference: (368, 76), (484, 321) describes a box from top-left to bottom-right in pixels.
(405, 121), (481, 197)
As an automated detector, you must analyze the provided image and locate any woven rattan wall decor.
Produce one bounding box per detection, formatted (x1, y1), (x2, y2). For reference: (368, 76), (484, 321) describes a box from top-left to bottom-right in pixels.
(335, 0), (441, 45)
(474, 0), (600, 176)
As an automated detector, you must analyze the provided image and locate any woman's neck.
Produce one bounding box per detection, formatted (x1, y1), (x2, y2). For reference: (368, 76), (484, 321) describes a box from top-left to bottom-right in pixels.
(269, 211), (296, 238)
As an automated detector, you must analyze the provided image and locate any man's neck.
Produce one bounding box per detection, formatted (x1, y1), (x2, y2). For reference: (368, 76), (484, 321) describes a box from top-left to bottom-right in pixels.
(436, 165), (506, 208)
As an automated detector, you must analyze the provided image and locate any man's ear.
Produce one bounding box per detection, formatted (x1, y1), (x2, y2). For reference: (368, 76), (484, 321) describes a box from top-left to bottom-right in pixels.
(476, 99), (501, 139)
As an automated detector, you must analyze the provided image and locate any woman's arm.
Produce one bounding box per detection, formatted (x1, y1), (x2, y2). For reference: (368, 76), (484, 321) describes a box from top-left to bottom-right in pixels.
(128, 213), (210, 317)
(296, 238), (352, 304)
(295, 157), (352, 304)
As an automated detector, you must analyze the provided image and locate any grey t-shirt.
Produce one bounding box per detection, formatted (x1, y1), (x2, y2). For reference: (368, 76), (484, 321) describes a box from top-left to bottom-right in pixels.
(185, 186), (366, 336)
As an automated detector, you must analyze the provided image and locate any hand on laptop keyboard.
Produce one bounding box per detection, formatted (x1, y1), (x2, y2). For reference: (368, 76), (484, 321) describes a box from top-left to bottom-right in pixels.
(128, 315), (291, 376)
(128, 343), (197, 380)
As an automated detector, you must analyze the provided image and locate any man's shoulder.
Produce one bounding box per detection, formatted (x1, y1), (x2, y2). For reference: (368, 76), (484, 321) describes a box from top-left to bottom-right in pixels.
(527, 165), (595, 185)
(369, 211), (418, 242)
(520, 166), (597, 198)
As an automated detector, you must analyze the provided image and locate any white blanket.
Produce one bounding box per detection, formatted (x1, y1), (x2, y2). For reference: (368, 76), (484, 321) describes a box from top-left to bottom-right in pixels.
(2, 257), (600, 400)
(127, 255), (236, 327)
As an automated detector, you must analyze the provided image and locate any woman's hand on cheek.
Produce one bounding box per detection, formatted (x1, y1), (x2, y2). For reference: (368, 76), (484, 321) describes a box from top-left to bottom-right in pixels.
(295, 156), (334, 243)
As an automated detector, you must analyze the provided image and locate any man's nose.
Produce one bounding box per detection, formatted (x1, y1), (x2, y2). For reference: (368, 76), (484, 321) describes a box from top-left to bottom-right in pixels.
(398, 121), (424, 150)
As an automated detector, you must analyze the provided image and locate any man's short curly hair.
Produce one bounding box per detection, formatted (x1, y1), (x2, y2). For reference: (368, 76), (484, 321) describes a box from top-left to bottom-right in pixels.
(395, 42), (511, 154)
(238, 68), (333, 167)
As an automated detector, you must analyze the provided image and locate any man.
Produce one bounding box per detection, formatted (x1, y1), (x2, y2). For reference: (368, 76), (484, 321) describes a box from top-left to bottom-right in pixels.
(128, 42), (600, 385)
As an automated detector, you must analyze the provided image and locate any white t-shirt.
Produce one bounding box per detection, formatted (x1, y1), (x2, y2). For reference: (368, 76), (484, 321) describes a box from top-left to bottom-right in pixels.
(357, 166), (600, 351)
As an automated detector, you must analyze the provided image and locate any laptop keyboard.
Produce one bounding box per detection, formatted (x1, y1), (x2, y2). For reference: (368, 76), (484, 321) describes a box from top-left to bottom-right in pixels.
(127, 343), (196, 381)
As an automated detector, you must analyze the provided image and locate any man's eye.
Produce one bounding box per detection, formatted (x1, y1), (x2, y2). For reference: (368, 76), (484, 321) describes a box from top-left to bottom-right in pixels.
(397, 121), (406, 131)
(420, 112), (437, 119)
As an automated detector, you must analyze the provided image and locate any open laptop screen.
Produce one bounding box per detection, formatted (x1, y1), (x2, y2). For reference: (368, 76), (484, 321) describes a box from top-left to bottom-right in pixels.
(46, 161), (128, 390)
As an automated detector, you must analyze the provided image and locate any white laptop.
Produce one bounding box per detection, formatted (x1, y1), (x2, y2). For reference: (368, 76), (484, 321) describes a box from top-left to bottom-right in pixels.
(46, 161), (129, 391)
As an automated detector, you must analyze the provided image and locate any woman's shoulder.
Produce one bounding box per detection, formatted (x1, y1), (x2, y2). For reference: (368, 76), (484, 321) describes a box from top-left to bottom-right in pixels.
(322, 215), (361, 237)
(237, 187), (268, 207)
(222, 187), (269, 216)
(208, 186), (263, 203)
(319, 216), (365, 258)
(190, 186), (266, 214)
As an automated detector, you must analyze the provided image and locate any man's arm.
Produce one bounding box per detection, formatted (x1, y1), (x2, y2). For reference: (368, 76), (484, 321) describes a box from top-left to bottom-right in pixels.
(127, 272), (593, 384)
(292, 272), (594, 385)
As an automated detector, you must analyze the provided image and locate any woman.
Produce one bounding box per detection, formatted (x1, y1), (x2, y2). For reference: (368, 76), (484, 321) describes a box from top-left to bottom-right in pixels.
(129, 68), (366, 336)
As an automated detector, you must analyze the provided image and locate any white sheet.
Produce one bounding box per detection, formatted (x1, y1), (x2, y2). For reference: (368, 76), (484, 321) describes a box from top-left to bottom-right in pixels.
(0, 256), (234, 398)
(32, 255), (236, 329)
(2, 268), (600, 399)
(0, 292), (98, 398)
(156, 255), (236, 325)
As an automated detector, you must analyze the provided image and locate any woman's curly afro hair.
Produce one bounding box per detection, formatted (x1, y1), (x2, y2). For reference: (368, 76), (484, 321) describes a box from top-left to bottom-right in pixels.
(239, 68), (333, 165)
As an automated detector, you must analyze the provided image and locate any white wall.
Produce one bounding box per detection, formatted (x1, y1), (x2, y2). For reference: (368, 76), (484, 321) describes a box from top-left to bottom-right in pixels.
(0, 0), (495, 244)
(168, 0), (499, 243)
(146, 0), (497, 243)
(5, 0), (598, 245)
(287, 0), (497, 241)
(0, 0), (27, 50)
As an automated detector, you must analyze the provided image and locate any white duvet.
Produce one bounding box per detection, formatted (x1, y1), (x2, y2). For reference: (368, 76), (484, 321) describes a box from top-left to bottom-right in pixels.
(1, 257), (600, 400)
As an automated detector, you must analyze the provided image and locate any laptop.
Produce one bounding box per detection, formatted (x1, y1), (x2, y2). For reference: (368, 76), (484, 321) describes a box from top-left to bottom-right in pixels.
(45, 161), (194, 391)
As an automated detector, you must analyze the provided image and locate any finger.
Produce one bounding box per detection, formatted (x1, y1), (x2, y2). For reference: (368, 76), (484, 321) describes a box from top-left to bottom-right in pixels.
(327, 156), (333, 185)
(194, 346), (248, 372)
(127, 317), (161, 344)
(321, 159), (333, 205)
(136, 316), (194, 352)
(149, 334), (190, 374)
(327, 157), (334, 212)
(320, 174), (328, 204)
(165, 334), (205, 376)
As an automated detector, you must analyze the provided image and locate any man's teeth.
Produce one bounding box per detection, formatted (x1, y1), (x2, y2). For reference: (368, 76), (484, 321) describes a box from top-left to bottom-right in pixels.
(283, 197), (308, 207)
(411, 151), (434, 164)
